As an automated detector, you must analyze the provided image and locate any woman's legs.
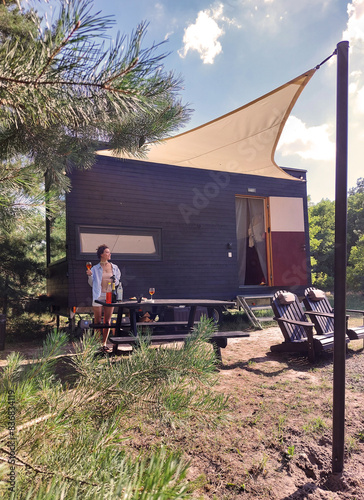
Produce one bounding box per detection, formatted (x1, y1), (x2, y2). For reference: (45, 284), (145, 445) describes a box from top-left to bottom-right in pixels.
(92, 304), (114, 350)
(102, 306), (114, 345)
(93, 306), (103, 343)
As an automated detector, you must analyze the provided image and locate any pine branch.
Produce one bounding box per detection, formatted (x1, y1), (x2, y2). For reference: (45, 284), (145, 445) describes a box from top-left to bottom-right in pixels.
(0, 447), (98, 486)
(0, 413), (56, 441)
(34, 20), (82, 84)
(102, 56), (139, 86)
(0, 2), (190, 141)
(0, 382), (119, 442)
(0, 75), (138, 99)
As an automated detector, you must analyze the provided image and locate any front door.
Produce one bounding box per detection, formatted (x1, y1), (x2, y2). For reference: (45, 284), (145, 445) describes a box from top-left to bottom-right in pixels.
(268, 196), (309, 287)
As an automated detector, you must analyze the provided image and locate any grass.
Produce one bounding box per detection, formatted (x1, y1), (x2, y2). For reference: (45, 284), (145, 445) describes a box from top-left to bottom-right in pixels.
(324, 290), (364, 310)
(0, 320), (233, 499)
(302, 417), (328, 435)
(219, 309), (253, 331)
(343, 292), (364, 310)
(220, 305), (275, 332)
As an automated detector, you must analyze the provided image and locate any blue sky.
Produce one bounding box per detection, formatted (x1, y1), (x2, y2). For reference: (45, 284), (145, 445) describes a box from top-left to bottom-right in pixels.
(39, 0), (364, 204)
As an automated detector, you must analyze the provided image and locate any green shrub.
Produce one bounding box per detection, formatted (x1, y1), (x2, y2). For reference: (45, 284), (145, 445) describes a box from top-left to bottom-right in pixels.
(5, 313), (54, 343)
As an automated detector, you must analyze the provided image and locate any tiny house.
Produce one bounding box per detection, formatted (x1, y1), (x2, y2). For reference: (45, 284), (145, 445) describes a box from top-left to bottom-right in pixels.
(47, 70), (315, 320)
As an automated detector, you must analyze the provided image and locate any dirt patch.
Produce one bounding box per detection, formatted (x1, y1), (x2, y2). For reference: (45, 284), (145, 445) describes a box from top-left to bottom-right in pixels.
(1, 328), (363, 499)
(206, 328), (364, 499)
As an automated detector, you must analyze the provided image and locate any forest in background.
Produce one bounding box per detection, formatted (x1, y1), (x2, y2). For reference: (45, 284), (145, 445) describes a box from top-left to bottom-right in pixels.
(309, 177), (364, 291)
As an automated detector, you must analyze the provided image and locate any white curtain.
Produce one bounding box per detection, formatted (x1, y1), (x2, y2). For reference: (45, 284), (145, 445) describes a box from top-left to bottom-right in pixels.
(247, 198), (267, 283)
(235, 197), (267, 285)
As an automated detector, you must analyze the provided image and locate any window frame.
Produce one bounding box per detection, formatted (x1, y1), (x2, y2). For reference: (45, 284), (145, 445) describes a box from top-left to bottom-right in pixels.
(76, 224), (162, 261)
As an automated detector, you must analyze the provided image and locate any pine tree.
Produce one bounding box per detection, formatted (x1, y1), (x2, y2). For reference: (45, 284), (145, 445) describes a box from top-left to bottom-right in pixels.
(0, 0), (191, 191)
(0, 0), (191, 330)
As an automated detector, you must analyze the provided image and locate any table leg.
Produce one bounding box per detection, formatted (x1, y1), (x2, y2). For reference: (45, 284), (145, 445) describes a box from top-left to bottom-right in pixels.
(115, 307), (124, 335)
(187, 306), (197, 329)
(212, 343), (222, 363)
(130, 309), (138, 337)
(207, 307), (219, 323)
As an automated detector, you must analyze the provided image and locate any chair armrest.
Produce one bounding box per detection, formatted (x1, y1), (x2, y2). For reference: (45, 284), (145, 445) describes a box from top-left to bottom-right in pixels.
(346, 309), (364, 314)
(305, 310), (334, 319)
(274, 316), (314, 328)
(307, 311), (350, 321)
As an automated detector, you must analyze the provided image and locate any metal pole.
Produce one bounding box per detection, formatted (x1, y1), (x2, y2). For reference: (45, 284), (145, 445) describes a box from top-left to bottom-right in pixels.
(332, 40), (349, 474)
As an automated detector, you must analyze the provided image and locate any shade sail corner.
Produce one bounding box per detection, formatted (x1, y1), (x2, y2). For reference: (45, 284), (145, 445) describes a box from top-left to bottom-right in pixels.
(97, 68), (316, 180)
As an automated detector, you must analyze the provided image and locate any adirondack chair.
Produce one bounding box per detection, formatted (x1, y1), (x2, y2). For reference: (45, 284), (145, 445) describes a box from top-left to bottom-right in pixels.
(303, 287), (364, 343)
(270, 290), (335, 362)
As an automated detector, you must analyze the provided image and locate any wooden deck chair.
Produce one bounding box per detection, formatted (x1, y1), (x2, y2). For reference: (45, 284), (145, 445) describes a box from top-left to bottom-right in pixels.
(270, 290), (335, 362)
(303, 287), (364, 343)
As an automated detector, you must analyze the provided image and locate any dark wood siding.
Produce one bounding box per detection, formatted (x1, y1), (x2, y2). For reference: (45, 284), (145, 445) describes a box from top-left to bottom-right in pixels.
(46, 259), (69, 311)
(48, 156), (310, 309)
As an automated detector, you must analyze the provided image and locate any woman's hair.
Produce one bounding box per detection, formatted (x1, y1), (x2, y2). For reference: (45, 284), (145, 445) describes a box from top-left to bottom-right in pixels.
(96, 244), (109, 260)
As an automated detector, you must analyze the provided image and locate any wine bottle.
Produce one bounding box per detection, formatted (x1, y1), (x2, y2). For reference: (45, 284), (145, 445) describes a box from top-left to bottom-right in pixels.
(111, 280), (117, 303)
(106, 282), (112, 304)
(117, 282), (123, 301)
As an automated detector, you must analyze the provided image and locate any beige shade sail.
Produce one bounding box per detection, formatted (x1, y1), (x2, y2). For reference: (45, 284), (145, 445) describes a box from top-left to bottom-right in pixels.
(98, 68), (316, 180)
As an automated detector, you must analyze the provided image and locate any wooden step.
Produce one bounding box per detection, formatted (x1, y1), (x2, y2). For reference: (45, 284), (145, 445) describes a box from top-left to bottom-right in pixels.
(79, 320), (198, 329)
(109, 331), (250, 345)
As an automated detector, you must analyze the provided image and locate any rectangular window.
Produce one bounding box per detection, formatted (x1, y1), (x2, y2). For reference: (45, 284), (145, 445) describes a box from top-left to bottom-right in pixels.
(76, 225), (162, 261)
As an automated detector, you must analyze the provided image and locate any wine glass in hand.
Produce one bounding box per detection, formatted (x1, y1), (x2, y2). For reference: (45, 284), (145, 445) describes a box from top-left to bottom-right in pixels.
(149, 288), (155, 301)
(86, 261), (92, 275)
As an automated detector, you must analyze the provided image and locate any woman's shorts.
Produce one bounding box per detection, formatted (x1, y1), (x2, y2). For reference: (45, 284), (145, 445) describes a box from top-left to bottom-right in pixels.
(93, 292), (106, 307)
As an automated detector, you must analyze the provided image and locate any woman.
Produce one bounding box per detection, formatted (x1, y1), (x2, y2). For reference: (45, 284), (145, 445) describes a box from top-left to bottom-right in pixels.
(86, 244), (121, 352)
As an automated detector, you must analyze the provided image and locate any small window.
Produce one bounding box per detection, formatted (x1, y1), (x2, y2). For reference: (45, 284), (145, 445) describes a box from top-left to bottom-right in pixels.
(76, 225), (162, 261)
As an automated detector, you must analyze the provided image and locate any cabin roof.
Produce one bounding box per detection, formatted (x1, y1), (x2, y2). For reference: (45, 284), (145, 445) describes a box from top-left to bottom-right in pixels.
(97, 68), (316, 180)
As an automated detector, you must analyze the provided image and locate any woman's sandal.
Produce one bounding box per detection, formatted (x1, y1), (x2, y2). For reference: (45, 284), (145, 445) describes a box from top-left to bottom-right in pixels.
(100, 345), (112, 354)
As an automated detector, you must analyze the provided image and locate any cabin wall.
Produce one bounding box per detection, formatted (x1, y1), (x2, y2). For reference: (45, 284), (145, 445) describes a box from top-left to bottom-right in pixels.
(55, 156), (310, 309)
(46, 259), (68, 312)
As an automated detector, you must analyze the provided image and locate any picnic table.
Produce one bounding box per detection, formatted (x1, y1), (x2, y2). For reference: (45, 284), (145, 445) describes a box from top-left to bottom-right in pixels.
(93, 298), (249, 360)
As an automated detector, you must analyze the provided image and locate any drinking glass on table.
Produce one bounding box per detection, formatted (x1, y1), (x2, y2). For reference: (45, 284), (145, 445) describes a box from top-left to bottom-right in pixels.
(149, 287), (155, 301)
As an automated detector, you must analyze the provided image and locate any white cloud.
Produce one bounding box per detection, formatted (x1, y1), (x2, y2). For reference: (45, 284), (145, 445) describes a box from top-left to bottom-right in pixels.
(355, 85), (364, 113)
(277, 116), (335, 161)
(164, 30), (174, 41)
(178, 4), (237, 64)
(343, 0), (364, 44)
(348, 70), (364, 114)
(344, 2), (364, 116)
(229, 0), (329, 34)
(154, 2), (164, 13)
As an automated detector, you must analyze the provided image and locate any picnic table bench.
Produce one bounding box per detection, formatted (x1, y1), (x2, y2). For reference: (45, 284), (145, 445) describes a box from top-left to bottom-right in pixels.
(82, 298), (249, 360)
(106, 331), (249, 360)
